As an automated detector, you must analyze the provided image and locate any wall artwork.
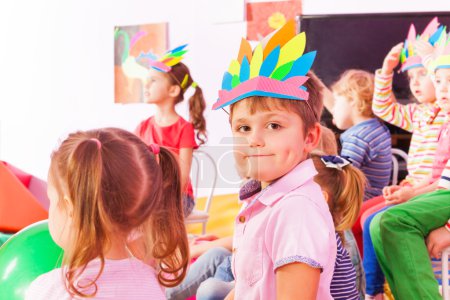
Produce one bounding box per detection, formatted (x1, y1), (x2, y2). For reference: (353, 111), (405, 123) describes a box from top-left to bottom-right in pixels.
(246, 1), (301, 41)
(114, 23), (168, 104)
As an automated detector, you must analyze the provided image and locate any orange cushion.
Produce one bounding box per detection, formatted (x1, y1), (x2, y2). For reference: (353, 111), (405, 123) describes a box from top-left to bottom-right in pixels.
(2, 161), (32, 188)
(0, 163), (48, 232)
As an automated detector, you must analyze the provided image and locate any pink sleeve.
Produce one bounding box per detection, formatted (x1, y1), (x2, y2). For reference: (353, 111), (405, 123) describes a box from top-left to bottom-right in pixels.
(179, 123), (198, 149)
(265, 195), (334, 272)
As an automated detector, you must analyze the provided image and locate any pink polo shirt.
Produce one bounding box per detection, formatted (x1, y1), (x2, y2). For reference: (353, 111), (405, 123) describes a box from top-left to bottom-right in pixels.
(232, 159), (337, 299)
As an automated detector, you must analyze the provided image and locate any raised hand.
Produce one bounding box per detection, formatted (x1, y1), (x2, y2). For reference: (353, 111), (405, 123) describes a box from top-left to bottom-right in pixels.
(381, 43), (404, 75)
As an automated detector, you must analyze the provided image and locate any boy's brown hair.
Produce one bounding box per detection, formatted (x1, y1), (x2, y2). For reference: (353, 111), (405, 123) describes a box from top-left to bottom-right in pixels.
(331, 69), (375, 118)
(229, 71), (324, 134)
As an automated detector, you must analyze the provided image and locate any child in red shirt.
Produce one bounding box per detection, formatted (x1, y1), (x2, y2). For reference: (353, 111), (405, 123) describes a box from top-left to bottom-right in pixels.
(134, 45), (207, 216)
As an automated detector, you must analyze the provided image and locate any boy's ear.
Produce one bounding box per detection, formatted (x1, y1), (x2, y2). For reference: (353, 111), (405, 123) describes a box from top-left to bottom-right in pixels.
(304, 122), (321, 153)
(168, 84), (182, 98)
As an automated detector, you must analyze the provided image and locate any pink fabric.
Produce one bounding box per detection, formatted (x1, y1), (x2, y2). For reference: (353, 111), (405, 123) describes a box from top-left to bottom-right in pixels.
(25, 258), (165, 300)
(232, 159), (336, 300)
(135, 116), (198, 196)
(431, 122), (450, 181)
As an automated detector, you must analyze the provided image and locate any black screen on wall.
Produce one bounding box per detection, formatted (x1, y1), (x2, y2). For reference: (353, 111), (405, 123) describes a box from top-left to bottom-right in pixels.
(299, 12), (450, 135)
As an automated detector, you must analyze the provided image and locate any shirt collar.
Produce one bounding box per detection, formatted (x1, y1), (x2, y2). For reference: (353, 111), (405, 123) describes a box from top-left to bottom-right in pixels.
(241, 159), (317, 207)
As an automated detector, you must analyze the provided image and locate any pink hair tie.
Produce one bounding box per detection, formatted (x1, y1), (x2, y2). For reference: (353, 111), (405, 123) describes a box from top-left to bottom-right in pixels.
(149, 144), (160, 155)
(90, 138), (102, 149)
(89, 138), (102, 149)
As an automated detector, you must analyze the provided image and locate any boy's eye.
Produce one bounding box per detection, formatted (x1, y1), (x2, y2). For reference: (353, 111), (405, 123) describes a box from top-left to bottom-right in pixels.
(267, 123), (281, 130)
(237, 125), (251, 132)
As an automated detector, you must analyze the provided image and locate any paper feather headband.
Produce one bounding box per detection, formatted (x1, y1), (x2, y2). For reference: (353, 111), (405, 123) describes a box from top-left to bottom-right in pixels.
(212, 20), (316, 110)
(400, 17), (444, 72)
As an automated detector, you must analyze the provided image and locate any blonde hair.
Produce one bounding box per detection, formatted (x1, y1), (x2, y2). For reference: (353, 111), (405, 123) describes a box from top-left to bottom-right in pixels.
(331, 69), (375, 118)
(311, 151), (366, 243)
(229, 71), (324, 134)
(51, 128), (189, 297)
(316, 125), (338, 155)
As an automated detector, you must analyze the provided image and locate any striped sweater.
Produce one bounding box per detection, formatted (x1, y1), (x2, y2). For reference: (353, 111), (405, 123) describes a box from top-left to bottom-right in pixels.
(340, 118), (392, 200)
(372, 70), (447, 185)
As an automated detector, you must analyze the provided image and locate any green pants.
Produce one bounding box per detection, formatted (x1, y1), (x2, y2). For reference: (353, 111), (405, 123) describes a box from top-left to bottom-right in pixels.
(370, 189), (450, 300)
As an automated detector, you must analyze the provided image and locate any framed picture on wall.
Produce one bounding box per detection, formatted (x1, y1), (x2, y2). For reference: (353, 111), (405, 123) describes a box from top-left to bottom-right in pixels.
(114, 23), (168, 104)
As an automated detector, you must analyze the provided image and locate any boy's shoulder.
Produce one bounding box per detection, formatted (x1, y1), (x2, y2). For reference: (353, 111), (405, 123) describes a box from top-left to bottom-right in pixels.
(343, 118), (390, 141)
(273, 180), (329, 213)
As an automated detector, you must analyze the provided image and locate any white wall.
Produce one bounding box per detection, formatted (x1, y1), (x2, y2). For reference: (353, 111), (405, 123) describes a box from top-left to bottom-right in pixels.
(1, 0), (449, 195)
(0, 0), (243, 194)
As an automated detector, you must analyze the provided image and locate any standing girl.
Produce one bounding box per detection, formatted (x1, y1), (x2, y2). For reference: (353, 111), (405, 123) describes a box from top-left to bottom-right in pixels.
(135, 45), (207, 216)
(26, 128), (189, 299)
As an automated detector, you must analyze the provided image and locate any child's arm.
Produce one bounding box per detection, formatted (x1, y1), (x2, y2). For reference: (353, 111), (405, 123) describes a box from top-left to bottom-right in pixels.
(190, 236), (233, 259)
(276, 263), (320, 299)
(385, 180), (439, 204)
(179, 148), (194, 193)
(372, 43), (416, 132)
(426, 222), (450, 259)
(340, 136), (368, 169)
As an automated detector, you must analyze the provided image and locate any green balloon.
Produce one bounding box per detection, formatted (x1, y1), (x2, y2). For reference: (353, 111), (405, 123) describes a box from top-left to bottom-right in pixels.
(0, 220), (63, 299)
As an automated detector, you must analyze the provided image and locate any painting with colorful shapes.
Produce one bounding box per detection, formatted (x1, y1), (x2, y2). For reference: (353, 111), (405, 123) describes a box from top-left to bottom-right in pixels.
(114, 22), (168, 104)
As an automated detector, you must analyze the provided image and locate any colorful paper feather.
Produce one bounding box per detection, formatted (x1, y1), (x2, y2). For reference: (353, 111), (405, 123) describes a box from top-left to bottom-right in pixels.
(137, 44), (188, 73)
(400, 17), (442, 72)
(213, 20), (315, 110)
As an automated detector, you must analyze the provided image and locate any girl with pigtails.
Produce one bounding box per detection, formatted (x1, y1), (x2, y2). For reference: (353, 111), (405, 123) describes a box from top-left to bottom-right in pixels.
(26, 128), (189, 299)
(134, 45), (207, 217)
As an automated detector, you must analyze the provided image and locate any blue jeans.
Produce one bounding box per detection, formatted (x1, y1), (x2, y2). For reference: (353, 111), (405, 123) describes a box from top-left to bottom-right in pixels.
(363, 207), (390, 296)
(166, 247), (231, 300)
(197, 278), (235, 300)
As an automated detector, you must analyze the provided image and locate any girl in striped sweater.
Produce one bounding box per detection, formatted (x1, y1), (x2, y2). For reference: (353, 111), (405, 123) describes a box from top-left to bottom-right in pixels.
(369, 30), (450, 300)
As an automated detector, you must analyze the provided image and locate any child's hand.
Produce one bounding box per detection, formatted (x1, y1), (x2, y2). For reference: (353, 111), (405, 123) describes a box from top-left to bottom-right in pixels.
(193, 234), (219, 243)
(414, 40), (434, 59)
(381, 43), (403, 75)
(382, 185), (401, 198)
(426, 226), (450, 259)
(385, 186), (415, 204)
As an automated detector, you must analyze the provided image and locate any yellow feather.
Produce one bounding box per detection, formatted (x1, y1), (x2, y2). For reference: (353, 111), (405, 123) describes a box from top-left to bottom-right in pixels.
(250, 44), (263, 78)
(166, 56), (182, 67)
(228, 59), (241, 76)
(274, 32), (305, 71)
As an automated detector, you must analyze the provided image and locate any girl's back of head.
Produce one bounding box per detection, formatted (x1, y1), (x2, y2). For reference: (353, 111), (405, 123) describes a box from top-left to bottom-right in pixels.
(169, 62), (207, 144)
(50, 127), (188, 297)
(311, 151), (366, 242)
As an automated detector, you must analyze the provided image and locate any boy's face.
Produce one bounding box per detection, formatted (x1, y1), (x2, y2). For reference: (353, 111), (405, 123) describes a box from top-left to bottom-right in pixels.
(407, 67), (436, 104)
(230, 100), (318, 184)
(435, 68), (450, 113)
(332, 93), (353, 130)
